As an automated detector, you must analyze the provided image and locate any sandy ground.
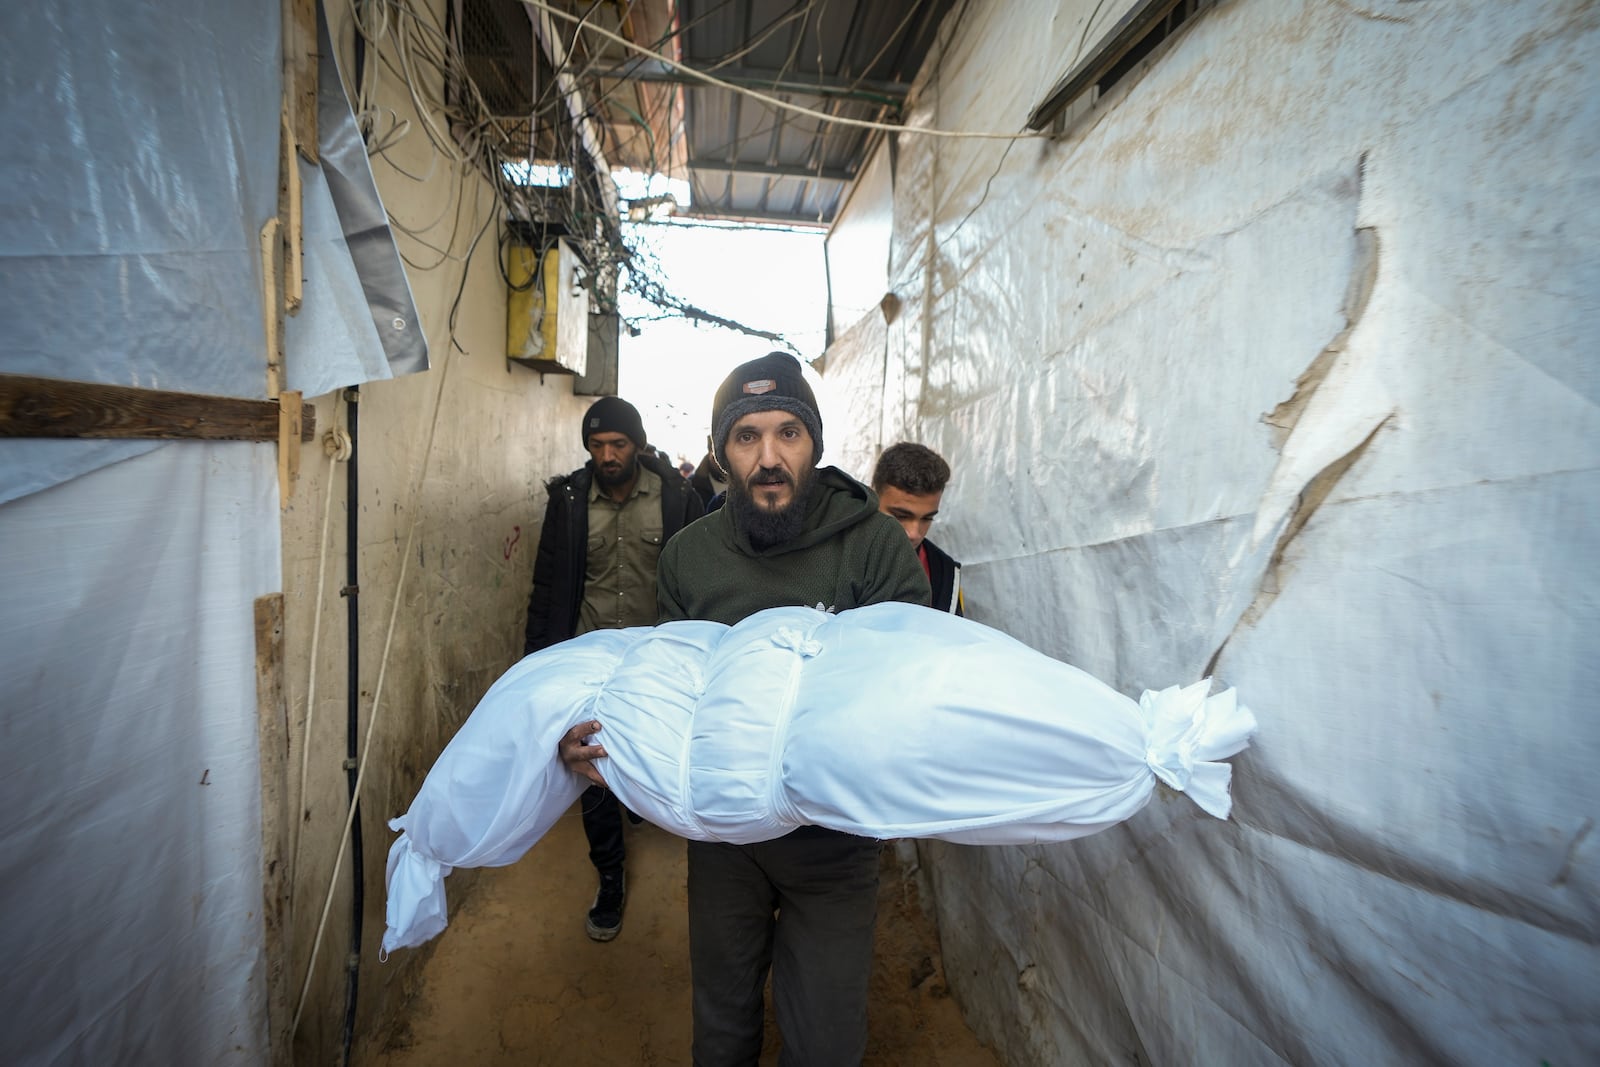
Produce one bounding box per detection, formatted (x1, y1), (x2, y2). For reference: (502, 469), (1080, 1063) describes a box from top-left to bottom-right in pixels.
(359, 805), (999, 1066)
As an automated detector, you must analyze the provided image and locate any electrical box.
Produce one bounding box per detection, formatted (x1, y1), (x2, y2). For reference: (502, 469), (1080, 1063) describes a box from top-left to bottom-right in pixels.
(507, 237), (588, 375)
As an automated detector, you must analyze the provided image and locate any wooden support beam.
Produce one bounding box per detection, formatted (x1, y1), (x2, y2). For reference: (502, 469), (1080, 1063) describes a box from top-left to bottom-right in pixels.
(260, 216), (284, 399)
(0, 374), (317, 442)
(283, 0), (319, 163)
(278, 390), (303, 503)
(281, 112), (304, 315)
(254, 594), (294, 1067)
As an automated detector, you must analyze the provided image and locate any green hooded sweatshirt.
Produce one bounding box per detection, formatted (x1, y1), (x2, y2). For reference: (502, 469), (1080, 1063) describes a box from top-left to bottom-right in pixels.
(657, 467), (931, 624)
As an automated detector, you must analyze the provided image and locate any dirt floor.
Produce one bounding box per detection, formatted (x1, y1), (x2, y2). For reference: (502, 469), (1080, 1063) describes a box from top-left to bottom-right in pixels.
(359, 805), (998, 1066)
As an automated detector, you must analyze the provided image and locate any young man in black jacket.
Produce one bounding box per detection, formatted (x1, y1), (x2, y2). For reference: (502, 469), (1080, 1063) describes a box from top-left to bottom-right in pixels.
(871, 442), (964, 616)
(524, 395), (703, 940)
(560, 353), (929, 1064)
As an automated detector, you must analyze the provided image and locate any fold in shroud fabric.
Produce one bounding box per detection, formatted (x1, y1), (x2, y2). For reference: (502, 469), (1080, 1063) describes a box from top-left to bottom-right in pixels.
(383, 603), (1257, 953)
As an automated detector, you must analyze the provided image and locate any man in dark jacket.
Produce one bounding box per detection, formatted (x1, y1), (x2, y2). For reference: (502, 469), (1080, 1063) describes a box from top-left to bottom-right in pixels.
(871, 442), (964, 616)
(524, 395), (702, 941)
(560, 353), (929, 1064)
(687, 439), (728, 512)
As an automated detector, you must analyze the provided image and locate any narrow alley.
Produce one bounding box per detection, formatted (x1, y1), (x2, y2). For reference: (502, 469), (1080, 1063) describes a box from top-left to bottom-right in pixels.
(4, 1), (1595, 1064)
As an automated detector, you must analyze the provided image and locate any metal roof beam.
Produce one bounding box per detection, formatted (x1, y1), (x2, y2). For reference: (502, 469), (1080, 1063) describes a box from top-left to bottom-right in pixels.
(611, 59), (908, 106)
(690, 160), (854, 183)
(682, 206), (832, 227)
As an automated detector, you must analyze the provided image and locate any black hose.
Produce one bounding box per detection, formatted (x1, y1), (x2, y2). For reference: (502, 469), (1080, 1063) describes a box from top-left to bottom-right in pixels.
(341, 386), (363, 1065)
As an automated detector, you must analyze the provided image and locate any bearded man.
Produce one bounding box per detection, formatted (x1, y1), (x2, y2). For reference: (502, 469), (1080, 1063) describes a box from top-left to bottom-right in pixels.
(524, 394), (703, 941)
(560, 352), (930, 1064)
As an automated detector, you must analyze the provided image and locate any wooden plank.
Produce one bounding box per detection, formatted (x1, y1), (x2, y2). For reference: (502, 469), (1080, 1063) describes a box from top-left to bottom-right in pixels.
(284, 0), (319, 164)
(278, 390), (302, 504)
(281, 112), (304, 315)
(260, 216), (284, 399)
(0, 374), (317, 442)
(254, 594), (294, 1067)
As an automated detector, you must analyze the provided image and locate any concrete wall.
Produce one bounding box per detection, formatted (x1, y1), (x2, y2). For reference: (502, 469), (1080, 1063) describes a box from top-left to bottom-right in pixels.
(826, 0), (1599, 1062)
(283, 5), (592, 1059)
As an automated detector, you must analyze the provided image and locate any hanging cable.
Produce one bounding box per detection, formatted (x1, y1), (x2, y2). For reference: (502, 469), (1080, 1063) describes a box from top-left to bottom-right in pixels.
(523, 0), (1047, 140)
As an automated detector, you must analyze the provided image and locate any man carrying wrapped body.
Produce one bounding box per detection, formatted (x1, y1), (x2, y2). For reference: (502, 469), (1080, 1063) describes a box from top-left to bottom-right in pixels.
(384, 352), (1258, 1064)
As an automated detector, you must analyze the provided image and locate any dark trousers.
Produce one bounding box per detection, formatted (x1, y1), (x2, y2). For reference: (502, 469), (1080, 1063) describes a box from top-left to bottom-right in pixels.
(581, 785), (625, 874)
(687, 827), (881, 1067)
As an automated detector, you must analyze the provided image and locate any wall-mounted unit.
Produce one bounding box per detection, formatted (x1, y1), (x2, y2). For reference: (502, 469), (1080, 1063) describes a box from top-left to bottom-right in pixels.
(507, 237), (588, 375)
(575, 310), (619, 396)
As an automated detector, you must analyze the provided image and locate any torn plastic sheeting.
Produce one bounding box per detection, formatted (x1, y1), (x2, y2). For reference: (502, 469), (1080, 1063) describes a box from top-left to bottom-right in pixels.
(284, 152), (397, 397)
(931, 167), (1365, 563)
(382, 603), (1255, 952)
(0, 0), (425, 511)
(311, 1), (429, 383)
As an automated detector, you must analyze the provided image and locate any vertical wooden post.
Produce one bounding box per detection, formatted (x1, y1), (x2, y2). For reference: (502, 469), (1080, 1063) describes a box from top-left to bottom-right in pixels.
(284, 0), (319, 164)
(254, 594), (294, 1067)
(264, 8), (319, 1060)
(260, 217), (284, 400)
(281, 112), (304, 315)
(281, 0), (315, 318)
(278, 390), (303, 504)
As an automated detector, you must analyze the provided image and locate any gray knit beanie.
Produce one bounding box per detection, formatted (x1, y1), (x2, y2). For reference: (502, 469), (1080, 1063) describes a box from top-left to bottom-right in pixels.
(710, 352), (824, 471)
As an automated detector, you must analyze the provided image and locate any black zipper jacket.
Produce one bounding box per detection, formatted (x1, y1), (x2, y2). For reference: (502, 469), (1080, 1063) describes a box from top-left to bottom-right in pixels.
(922, 537), (964, 616)
(524, 451), (703, 654)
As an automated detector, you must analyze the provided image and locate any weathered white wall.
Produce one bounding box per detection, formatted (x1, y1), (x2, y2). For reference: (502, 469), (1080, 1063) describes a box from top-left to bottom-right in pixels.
(827, 0), (1599, 1062)
(283, 4), (591, 1060)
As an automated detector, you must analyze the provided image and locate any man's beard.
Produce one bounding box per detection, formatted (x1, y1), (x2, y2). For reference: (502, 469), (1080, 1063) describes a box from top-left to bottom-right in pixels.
(729, 464), (816, 549)
(594, 456), (638, 490)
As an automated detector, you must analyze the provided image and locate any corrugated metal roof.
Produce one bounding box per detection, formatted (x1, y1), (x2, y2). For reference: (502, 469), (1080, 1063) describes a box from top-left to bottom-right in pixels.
(605, 0), (959, 226)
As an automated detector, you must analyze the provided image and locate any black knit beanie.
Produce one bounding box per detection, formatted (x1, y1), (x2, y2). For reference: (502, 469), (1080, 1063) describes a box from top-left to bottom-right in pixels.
(581, 396), (646, 449)
(710, 352), (824, 471)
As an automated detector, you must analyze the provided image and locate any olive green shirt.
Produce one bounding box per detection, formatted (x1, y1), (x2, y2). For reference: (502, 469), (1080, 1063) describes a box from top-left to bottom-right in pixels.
(578, 463), (665, 634)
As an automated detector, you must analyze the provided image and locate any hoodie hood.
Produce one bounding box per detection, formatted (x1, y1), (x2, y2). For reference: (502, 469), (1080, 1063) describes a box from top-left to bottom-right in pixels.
(723, 466), (878, 558)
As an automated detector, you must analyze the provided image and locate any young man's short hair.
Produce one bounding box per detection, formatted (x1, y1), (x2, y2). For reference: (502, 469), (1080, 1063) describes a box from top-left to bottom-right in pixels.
(871, 442), (950, 496)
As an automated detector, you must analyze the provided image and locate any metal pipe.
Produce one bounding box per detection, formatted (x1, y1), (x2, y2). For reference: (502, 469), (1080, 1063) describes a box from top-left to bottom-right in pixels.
(340, 385), (363, 1065)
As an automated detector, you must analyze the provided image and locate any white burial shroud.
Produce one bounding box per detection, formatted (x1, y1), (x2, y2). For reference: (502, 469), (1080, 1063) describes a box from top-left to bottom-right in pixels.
(383, 603), (1258, 952)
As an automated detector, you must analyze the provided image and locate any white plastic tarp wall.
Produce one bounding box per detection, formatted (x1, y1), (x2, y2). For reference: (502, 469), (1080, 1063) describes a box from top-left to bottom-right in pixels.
(0, 0), (426, 1061)
(0, 1), (282, 505)
(287, 3), (430, 398)
(0, 444), (280, 1064)
(825, 141), (894, 335)
(829, 0), (1600, 1062)
(0, 1), (426, 506)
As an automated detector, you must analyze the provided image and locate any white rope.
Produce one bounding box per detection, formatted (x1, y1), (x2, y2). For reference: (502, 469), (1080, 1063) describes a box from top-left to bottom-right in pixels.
(287, 445), (341, 937)
(292, 337), (460, 1035)
(522, 0), (1047, 141)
